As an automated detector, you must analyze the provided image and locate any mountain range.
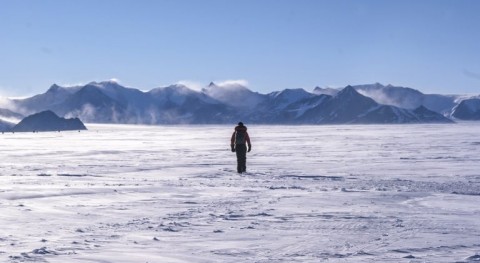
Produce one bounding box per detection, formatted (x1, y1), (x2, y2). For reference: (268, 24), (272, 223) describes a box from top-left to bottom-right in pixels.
(1, 80), (479, 128)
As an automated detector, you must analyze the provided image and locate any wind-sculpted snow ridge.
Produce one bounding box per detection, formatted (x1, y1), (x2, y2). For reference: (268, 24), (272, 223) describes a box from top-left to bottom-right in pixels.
(4, 81), (464, 125)
(1, 123), (479, 262)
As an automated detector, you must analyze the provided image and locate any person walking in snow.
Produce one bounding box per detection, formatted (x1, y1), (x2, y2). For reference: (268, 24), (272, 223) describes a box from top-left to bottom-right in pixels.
(231, 122), (252, 173)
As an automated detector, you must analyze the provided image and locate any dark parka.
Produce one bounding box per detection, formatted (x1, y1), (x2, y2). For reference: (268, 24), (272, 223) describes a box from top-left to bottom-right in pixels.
(231, 123), (251, 173)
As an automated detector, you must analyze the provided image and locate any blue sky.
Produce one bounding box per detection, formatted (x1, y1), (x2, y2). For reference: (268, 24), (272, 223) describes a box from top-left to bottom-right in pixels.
(1, 0), (480, 97)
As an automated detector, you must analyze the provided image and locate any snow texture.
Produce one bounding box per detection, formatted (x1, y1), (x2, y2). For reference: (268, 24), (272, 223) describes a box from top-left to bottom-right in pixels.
(1, 123), (480, 262)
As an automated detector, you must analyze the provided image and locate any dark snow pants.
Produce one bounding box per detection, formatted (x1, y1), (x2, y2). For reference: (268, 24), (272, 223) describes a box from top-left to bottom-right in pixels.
(235, 144), (247, 173)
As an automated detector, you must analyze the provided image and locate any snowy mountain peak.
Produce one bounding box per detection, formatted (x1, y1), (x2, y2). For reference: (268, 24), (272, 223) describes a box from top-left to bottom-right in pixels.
(336, 85), (362, 99)
(98, 79), (120, 85)
(204, 81), (250, 93)
(269, 89), (314, 103)
(171, 84), (194, 93)
(46, 84), (81, 95)
(151, 84), (196, 96)
(313, 86), (339, 96)
(88, 80), (124, 89)
(203, 81), (250, 94)
(202, 81), (264, 109)
(47, 84), (62, 92)
(272, 88), (309, 98)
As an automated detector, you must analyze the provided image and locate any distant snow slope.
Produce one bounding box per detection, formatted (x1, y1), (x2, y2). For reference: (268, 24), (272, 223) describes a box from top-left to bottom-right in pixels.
(1, 124), (479, 262)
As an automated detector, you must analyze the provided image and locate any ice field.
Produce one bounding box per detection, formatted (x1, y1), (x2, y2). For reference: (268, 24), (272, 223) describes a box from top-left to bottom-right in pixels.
(1, 123), (480, 262)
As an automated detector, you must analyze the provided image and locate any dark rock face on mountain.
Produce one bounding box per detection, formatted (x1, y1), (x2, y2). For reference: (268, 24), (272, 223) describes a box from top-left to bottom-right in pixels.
(451, 98), (480, 120)
(355, 105), (409, 124)
(297, 86), (452, 124)
(248, 89), (317, 124)
(6, 81), (463, 125)
(312, 86), (339, 96)
(352, 83), (459, 115)
(355, 105), (452, 124)
(148, 84), (236, 124)
(11, 110), (87, 132)
(318, 83), (459, 115)
(412, 106), (454, 123)
(320, 86), (380, 123)
(53, 84), (129, 123)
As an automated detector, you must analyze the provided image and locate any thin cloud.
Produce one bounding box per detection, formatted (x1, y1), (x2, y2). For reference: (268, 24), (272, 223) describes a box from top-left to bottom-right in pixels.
(215, 79), (249, 88)
(176, 79), (250, 91)
(0, 96), (13, 108)
(108, 78), (121, 83)
(0, 95), (24, 114)
(58, 81), (89, 87)
(58, 78), (121, 88)
(176, 80), (204, 91)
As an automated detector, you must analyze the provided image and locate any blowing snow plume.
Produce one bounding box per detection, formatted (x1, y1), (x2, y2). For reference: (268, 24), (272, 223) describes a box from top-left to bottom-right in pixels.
(0, 95), (24, 124)
(202, 80), (265, 109)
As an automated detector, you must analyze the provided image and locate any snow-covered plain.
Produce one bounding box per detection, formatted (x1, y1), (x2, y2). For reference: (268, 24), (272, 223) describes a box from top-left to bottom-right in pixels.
(1, 123), (480, 263)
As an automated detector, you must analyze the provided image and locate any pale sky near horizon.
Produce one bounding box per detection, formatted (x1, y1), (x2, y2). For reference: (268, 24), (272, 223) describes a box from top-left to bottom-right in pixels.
(1, 0), (480, 97)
